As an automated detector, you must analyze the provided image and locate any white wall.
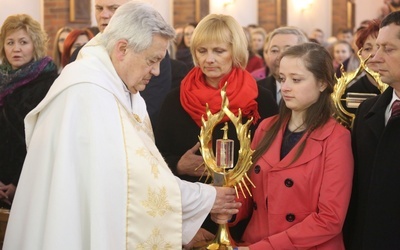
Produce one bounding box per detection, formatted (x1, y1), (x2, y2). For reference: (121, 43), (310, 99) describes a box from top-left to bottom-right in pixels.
(0, 0), (391, 36)
(287, 0), (332, 37)
(0, 0), (42, 26)
(355, 0), (384, 27)
(209, 0), (258, 27)
(286, 0), (387, 38)
(143, 0), (171, 24)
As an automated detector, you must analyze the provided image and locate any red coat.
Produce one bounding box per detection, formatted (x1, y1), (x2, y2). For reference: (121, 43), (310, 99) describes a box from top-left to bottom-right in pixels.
(233, 117), (353, 249)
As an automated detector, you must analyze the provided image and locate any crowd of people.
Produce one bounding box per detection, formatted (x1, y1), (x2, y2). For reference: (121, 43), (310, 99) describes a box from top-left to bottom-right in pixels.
(1, 0), (400, 249)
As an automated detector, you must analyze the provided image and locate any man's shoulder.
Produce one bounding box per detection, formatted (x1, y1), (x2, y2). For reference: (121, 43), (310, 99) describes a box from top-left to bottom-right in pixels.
(357, 89), (389, 116)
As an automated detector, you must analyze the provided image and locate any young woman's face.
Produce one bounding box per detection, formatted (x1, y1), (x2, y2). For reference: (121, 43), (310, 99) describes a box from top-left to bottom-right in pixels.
(183, 25), (195, 47)
(58, 31), (70, 54)
(279, 56), (326, 114)
(251, 33), (264, 51)
(333, 43), (352, 64)
(4, 29), (35, 70)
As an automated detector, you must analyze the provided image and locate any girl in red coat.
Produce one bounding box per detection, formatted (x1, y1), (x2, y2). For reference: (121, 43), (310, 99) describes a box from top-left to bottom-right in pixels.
(231, 43), (354, 250)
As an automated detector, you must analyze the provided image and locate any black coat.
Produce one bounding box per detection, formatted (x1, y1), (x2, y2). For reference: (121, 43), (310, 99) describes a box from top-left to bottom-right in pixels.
(344, 87), (400, 249)
(170, 58), (189, 90)
(140, 52), (172, 129)
(154, 85), (278, 235)
(257, 75), (277, 102)
(0, 69), (57, 187)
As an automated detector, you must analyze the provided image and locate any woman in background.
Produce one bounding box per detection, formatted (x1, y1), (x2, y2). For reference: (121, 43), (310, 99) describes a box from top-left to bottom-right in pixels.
(332, 40), (353, 73)
(231, 43), (353, 249)
(332, 39), (356, 78)
(52, 26), (72, 73)
(176, 23), (197, 69)
(0, 14), (58, 208)
(341, 19), (382, 114)
(243, 27), (264, 73)
(61, 29), (93, 68)
(250, 27), (267, 61)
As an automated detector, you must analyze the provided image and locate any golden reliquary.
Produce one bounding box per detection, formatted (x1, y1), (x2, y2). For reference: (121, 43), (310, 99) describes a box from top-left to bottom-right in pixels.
(332, 49), (388, 129)
(195, 83), (255, 250)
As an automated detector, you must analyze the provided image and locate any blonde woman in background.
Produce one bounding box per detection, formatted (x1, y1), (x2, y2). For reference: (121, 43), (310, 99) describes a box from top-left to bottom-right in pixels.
(251, 27), (267, 60)
(0, 14), (57, 208)
(52, 26), (72, 73)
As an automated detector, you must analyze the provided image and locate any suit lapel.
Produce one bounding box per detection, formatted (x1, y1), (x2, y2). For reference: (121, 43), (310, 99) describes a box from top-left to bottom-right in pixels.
(363, 88), (393, 140)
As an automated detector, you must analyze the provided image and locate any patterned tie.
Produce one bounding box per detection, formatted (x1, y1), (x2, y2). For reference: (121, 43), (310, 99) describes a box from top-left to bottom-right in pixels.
(390, 100), (400, 119)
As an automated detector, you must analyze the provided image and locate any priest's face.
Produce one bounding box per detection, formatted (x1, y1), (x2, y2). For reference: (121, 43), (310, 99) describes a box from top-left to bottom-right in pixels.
(113, 35), (168, 94)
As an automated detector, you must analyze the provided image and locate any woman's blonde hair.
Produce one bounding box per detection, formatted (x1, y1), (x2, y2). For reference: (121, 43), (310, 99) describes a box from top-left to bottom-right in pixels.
(0, 14), (48, 66)
(190, 14), (248, 69)
(253, 42), (334, 164)
(52, 26), (72, 70)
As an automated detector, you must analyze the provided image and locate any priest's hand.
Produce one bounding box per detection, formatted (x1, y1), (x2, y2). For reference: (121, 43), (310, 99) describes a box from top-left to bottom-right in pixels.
(211, 187), (241, 224)
(177, 142), (206, 177)
(183, 228), (214, 250)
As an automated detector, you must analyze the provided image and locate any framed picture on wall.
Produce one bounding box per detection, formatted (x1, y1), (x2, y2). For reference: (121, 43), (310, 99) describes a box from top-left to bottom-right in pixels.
(195, 0), (209, 22)
(70, 0), (91, 22)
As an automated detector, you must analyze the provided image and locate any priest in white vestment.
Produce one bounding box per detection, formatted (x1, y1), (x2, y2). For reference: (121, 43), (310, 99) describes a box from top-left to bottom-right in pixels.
(3, 2), (240, 249)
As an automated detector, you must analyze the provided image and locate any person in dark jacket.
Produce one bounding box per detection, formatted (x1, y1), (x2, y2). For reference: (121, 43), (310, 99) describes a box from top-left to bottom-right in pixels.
(175, 22), (197, 69)
(344, 10), (400, 250)
(155, 13), (278, 242)
(0, 14), (57, 208)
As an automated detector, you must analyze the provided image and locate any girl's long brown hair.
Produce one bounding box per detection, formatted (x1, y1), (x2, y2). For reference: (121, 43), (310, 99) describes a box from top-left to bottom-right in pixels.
(252, 42), (335, 164)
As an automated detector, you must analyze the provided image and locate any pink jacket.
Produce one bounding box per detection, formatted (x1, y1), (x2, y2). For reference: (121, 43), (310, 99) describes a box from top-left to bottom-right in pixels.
(233, 117), (353, 250)
(250, 67), (267, 81)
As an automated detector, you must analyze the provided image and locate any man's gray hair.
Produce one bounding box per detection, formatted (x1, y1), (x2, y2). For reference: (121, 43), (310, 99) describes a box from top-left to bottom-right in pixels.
(266, 26), (309, 46)
(100, 1), (175, 53)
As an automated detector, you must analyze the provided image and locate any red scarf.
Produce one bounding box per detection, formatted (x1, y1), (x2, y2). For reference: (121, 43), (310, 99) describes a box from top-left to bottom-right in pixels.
(180, 67), (260, 127)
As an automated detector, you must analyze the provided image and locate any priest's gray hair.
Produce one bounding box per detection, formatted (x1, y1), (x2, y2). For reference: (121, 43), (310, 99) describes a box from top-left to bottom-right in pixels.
(100, 1), (175, 54)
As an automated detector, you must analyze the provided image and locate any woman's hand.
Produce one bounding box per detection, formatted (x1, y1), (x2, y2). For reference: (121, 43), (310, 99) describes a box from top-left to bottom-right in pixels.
(177, 142), (206, 176)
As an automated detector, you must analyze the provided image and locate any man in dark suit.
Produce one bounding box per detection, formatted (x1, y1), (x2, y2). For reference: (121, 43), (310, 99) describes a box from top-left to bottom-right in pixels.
(344, 10), (400, 250)
(257, 75), (278, 102)
(257, 26), (308, 104)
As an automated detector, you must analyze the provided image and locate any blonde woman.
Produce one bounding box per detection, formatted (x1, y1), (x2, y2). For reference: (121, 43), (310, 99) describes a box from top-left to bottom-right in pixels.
(52, 26), (72, 72)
